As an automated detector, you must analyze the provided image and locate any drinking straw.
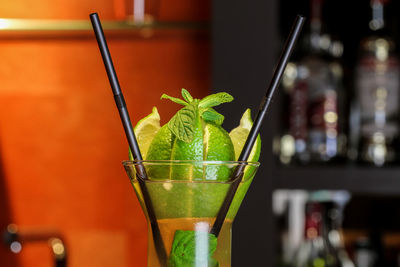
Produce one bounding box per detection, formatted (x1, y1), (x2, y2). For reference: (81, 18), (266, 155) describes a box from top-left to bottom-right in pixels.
(210, 15), (306, 237)
(89, 13), (168, 265)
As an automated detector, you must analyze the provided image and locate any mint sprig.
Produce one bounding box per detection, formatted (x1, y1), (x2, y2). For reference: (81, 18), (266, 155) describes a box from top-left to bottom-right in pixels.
(199, 92), (233, 108)
(182, 88), (194, 103)
(161, 89), (233, 143)
(168, 230), (219, 267)
(168, 103), (197, 143)
(161, 94), (188, 106)
(201, 108), (224, 125)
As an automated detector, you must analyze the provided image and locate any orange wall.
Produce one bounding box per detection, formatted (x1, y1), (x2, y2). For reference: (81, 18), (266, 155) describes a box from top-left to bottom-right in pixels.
(0, 0), (210, 21)
(0, 0), (210, 266)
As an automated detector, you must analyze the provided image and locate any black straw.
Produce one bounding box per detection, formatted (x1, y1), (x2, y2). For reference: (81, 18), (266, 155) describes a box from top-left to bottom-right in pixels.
(210, 15), (306, 237)
(90, 13), (168, 265)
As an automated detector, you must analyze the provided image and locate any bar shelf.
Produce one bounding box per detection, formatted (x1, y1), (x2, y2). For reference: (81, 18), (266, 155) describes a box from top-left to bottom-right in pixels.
(0, 18), (209, 38)
(272, 165), (400, 194)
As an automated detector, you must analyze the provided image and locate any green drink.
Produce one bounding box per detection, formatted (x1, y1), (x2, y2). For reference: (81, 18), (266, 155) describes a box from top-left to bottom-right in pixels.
(92, 10), (302, 267)
(123, 90), (261, 266)
(123, 160), (259, 267)
(92, 12), (303, 266)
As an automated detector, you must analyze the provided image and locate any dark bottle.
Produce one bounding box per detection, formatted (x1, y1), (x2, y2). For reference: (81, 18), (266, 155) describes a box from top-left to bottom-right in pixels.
(354, 237), (377, 267)
(322, 201), (355, 267)
(292, 201), (340, 267)
(353, 232), (388, 267)
(278, 0), (346, 165)
(352, 0), (400, 166)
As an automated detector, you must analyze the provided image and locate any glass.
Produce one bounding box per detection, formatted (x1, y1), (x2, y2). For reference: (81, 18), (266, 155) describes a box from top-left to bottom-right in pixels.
(123, 160), (259, 267)
(125, 0), (160, 23)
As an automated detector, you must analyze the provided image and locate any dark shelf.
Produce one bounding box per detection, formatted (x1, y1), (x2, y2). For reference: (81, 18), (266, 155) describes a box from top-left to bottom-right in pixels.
(273, 166), (400, 194)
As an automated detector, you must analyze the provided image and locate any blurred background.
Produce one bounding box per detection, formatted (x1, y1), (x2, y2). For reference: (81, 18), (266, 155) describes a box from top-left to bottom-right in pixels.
(0, 0), (210, 266)
(2, 0), (400, 266)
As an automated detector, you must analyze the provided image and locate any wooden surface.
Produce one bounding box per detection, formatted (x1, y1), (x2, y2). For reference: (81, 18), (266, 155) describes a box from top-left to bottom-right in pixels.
(0, 30), (210, 267)
(0, 0), (210, 266)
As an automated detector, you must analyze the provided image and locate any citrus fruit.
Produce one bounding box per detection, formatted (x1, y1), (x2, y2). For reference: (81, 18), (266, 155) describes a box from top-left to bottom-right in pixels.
(229, 108), (261, 163)
(225, 108), (261, 219)
(146, 89), (235, 180)
(129, 107), (160, 160)
(128, 90), (261, 221)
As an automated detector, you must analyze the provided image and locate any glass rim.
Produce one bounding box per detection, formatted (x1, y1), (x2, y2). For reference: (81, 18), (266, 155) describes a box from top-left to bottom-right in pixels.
(122, 159), (260, 167)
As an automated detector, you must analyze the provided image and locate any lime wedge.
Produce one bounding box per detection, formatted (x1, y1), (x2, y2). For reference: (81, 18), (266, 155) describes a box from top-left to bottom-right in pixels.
(129, 107), (161, 160)
(224, 109), (261, 219)
(229, 108), (261, 164)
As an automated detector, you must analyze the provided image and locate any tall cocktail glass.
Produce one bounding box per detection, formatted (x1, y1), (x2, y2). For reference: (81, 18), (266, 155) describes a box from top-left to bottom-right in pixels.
(123, 160), (259, 267)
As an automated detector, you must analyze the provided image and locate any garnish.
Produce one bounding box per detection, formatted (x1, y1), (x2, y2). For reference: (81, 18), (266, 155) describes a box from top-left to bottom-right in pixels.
(168, 230), (219, 267)
(161, 89), (234, 143)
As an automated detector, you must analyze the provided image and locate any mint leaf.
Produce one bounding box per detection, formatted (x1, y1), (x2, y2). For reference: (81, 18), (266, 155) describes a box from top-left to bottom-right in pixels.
(168, 230), (219, 267)
(161, 94), (188, 106)
(181, 88), (194, 103)
(168, 104), (197, 143)
(201, 108), (224, 125)
(199, 92), (233, 108)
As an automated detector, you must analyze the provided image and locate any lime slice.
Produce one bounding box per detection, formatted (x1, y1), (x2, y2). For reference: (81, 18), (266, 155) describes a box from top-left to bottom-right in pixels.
(225, 109), (261, 219)
(129, 107), (160, 160)
(229, 108), (261, 165)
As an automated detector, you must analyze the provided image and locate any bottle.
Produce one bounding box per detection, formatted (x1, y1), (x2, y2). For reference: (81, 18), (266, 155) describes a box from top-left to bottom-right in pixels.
(353, 0), (400, 166)
(278, 0), (346, 165)
(292, 201), (339, 267)
(354, 237), (377, 267)
(353, 232), (388, 267)
(322, 201), (355, 267)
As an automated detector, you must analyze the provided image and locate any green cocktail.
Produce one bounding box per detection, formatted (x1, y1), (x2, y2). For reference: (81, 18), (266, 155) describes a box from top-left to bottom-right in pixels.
(123, 160), (259, 267)
(123, 89), (261, 266)
(91, 10), (303, 267)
